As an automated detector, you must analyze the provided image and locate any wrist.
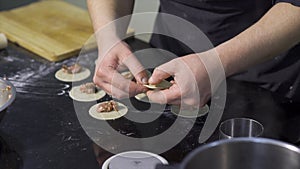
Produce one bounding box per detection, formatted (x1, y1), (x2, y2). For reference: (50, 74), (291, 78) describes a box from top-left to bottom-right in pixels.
(215, 42), (240, 78)
(196, 50), (227, 93)
(96, 32), (121, 53)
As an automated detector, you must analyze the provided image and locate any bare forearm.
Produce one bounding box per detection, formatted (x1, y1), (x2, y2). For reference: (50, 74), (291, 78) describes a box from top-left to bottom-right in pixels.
(216, 3), (300, 77)
(87, 0), (134, 36)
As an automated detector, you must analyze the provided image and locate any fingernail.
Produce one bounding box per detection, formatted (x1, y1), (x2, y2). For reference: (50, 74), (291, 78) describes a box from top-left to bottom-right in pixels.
(141, 77), (148, 84)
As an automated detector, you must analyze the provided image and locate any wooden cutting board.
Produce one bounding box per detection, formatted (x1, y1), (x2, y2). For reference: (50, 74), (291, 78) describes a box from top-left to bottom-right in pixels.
(0, 1), (134, 62)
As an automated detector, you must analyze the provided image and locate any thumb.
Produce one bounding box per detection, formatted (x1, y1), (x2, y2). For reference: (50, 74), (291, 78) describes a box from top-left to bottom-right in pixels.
(134, 70), (149, 85)
(149, 63), (174, 84)
(122, 53), (148, 84)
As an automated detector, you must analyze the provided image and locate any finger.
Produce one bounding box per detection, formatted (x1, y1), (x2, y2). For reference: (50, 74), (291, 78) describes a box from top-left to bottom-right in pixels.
(97, 78), (143, 99)
(198, 95), (210, 107)
(148, 60), (178, 84)
(109, 70), (148, 97)
(121, 53), (148, 84)
(146, 85), (202, 107)
(146, 85), (181, 104)
(93, 65), (129, 98)
(147, 91), (203, 107)
(98, 81), (129, 99)
(148, 69), (171, 84)
(116, 65), (128, 72)
(135, 70), (149, 84)
(94, 62), (148, 97)
(93, 62), (115, 83)
(164, 99), (181, 105)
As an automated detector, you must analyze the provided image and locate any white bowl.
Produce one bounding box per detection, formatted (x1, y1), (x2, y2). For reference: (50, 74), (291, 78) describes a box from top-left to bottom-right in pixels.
(102, 151), (168, 169)
(0, 78), (16, 112)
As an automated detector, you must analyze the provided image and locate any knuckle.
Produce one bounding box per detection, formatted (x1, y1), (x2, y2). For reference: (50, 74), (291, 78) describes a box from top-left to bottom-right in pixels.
(183, 99), (198, 107)
(93, 77), (106, 91)
(129, 85), (140, 97)
(93, 76), (100, 85)
(95, 68), (104, 77)
(183, 96), (200, 107)
(152, 68), (160, 77)
(190, 100), (199, 106)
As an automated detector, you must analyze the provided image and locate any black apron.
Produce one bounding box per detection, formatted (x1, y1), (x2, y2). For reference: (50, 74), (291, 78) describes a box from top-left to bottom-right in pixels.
(150, 0), (300, 102)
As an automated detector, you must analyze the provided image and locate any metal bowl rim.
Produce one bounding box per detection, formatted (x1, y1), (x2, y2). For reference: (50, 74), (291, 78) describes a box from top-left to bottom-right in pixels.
(0, 78), (16, 112)
(219, 118), (264, 138)
(183, 137), (300, 167)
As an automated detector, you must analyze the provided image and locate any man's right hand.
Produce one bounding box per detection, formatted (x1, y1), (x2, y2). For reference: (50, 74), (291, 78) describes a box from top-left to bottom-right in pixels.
(93, 40), (148, 99)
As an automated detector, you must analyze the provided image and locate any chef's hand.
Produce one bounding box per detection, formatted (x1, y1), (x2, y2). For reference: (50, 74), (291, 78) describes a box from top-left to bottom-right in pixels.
(93, 40), (148, 99)
(147, 51), (222, 107)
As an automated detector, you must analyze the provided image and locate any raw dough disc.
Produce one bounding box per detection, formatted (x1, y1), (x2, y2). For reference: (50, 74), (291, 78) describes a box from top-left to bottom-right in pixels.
(89, 101), (128, 120)
(69, 85), (106, 102)
(171, 104), (209, 118)
(134, 93), (151, 103)
(143, 80), (172, 90)
(143, 70), (172, 90)
(55, 67), (91, 82)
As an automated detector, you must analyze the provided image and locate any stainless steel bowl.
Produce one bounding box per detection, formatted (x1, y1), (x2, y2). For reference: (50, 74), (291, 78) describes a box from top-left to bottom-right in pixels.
(157, 138), (300, 169)
(0, 78), (16, 118)
(184, 138), (300, 169)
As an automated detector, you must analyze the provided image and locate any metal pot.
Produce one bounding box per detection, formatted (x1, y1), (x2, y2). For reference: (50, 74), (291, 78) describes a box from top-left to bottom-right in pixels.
(0, 78), (16, 121)
(157, 138), (300, 169)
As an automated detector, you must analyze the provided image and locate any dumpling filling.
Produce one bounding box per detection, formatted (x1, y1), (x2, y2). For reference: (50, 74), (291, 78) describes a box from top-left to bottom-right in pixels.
(97, 101), (118, 113)
(62, 63), (82, 74)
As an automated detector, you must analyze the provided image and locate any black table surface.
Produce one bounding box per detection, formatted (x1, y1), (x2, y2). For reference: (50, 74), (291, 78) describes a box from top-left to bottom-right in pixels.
(0, 39), (300, 169)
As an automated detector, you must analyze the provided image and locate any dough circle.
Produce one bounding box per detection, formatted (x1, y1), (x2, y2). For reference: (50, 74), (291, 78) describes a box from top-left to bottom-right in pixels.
(134, 93), (152, 103)
(69, 85), (106, 102)
(143, 80), (172, 90)
(171, 104), (209, 118)
(89, 101), (128, 120)
(55, 67), (91, 82)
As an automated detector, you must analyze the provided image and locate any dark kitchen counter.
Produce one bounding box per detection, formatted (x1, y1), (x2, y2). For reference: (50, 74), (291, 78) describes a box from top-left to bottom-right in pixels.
(0, 38), (300, 169)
